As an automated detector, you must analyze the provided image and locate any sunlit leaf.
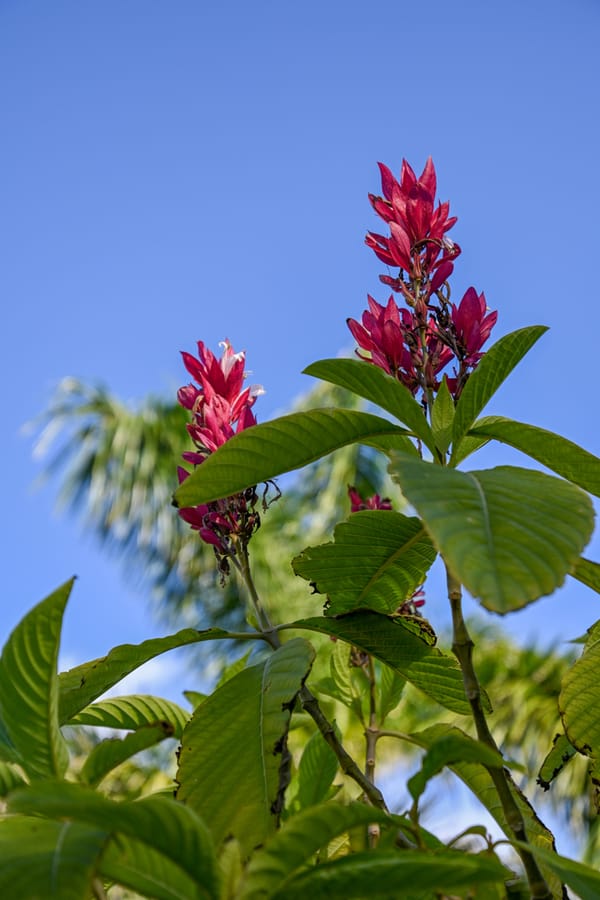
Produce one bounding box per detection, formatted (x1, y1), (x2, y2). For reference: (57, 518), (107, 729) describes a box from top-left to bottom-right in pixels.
(100, 835), (207, 900)
(390, 457), (594, 613)
(293, 511), (436, 615)
(304, 358), (432, 452)
(69, 694), (190, 739)
(406, 724), (563, 899)
(0, 580), (71, 778)
(59, 627), (253, 722)
(80, 722), (175, 787)
(468, 416), (600, 497)
(8, 781), (219, 899)
(177, 638), (315, 854)
(560, 638), (600, 760)
(240, 802), (392, 899)
(571, 557), (600, 595)
(174, 409), (414, 507)
(452, 325), (547, 449)
(285, 613), (480, 715)
(270, 848), (509, 899)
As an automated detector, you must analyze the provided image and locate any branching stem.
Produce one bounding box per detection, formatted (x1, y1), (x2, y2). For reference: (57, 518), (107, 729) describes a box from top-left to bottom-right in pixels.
(446, 566), (552, 900)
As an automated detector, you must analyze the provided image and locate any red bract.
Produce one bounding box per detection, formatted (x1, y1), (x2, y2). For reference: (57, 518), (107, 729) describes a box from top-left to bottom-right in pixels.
(347, 295), (453, 396)
(366, 158), (460, 295)
(178, 339), (263, 461)
(348, 486), (392, 512)
(451, 287), (498, 366)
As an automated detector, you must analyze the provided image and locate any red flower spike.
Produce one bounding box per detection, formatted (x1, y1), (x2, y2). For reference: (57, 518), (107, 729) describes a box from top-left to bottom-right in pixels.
(176, 340), (265, 564)
(348, 486), (393, 512)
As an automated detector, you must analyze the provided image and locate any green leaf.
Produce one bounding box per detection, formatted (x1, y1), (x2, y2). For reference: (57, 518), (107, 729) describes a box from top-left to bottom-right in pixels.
(537, 733), (577, 791)
(184, 689), (207, 709)
(467, 415), (600, 497)
(0, 761), (26, 796)
(0, 815), (108, 899)
(271, 849), (509, 899)
(571, 557), (600, 594)
(59, 626), (247, 722)
(69, 694), (190, 739)
(8, 781), (219, 899)
(240, 802), (392, 899)
(378, 663), (406, 724)
(100, 836), (207, 900)
(176, 638), (315, 854)
(174, 409), (414, 507)
(407, 732), (503, 803)
(0, 580), (71, 778)
(431, 376), (455, 455)
(296, 728), (339, 810)
(560, 637), (600, 760)
(452, 325), (547, 450)
(284, 612), (480, 715)
(329, 640), (354, 708)
(408, 724), (563, 899)
(513, 840), (600, 900)
(80, 722), (175, 787)
(293, 511), (436, 615)
(390, 457), (594, 613)
(304, 358), (433, 452)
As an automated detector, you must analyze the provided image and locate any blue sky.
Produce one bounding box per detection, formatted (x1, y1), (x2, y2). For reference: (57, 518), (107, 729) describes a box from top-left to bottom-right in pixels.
(2, 0), (600, 709)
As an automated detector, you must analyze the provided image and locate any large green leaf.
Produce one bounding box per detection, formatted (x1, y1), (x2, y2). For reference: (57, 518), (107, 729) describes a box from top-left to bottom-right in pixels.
(452, 325), (547, 450)
(293, 511), (436, 615)
(390, 457), (594, 613)
(8, 781), (219, 899)
(240, 802), (392, 899)
(271, 849), (509, 899)
(304, 358), (433, 452)
(80, 722), (175, 787)
(174, 409), (413, 507)
(571, 557), (600, 594)
(58, 626), (251, 722)
(0, 580), (71, 778)
(406, 725), (563, 899)
(176, 638), (315, 854)
(467, 416), (600, 497)
(69, 693), (190, 739)
(559, 637), (600, 760)
(284, 613), (479, 715)
(0, 815), (108, 900)
(100, 835), (207, 900)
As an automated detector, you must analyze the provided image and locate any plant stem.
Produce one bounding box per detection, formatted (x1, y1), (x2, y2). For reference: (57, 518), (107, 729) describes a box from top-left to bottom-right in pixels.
(299, 684), (388, 812)
(446, 565), (552, 900)
(235, 549), (389, 812)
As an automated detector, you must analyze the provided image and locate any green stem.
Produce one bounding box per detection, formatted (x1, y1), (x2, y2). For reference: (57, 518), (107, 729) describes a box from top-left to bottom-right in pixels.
(446, 566), (552, 899)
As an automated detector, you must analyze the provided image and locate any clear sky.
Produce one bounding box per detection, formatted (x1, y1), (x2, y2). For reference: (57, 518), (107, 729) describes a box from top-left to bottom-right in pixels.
(2, 0), (600, 704)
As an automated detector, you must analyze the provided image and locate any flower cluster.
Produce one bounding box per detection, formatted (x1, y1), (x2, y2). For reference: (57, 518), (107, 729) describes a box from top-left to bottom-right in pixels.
(177, 340), (264, 577)
(349, 158), (497, 405)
